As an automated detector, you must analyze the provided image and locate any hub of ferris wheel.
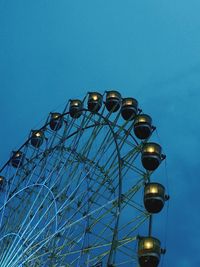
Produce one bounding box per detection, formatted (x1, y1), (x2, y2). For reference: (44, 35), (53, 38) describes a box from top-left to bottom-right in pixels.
(0, 90), (169, 267)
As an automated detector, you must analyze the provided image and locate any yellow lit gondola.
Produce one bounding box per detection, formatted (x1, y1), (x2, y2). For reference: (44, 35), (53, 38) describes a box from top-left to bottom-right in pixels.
(138, 236), (161, 267)
(11, 151), (24, 168)
(87, 92), (103, 113)
(50, 112), (63, 131)
(144, 183), (165, 213)
(121, 97), (138, 120)
(69, 99), (83, 118)
(30, 130), (44, 148)
(141, 143), (163, 171)
(134, 114), (152, 139)
(105, 91), (121, 112)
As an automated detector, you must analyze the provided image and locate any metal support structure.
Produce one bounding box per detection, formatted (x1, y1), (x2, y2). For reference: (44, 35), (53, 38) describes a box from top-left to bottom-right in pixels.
(148, 215), (153, 237)
(0, 91), (167, 267)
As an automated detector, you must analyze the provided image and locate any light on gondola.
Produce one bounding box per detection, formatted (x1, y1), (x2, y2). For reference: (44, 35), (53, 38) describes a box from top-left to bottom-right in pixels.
(31, 130), (44, 148)
(141, 143), (164, 171)
(88, 92), (103, 112)
(144, 183), (166, 213)
(69, 100), (83, 118)
(121, 97), (138, 120)
(105, 91), (121, 112)
(50, 113), (63, 131)
(0, 176), (4, 188)
(11, 151), (24, 168)
(138, 236), (161, 267)
(134, 114), (152, 139)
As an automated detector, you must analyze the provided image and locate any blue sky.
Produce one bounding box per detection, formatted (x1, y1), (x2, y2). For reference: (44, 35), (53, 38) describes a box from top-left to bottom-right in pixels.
(1, 0), (200, 266)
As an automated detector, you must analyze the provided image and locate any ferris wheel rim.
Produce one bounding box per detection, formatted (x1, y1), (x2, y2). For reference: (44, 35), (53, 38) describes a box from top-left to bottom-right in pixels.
(0, 108), (139, 174)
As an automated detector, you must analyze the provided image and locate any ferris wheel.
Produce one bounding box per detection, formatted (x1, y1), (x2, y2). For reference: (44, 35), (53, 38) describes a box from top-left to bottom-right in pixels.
(0, 91), (169, 267)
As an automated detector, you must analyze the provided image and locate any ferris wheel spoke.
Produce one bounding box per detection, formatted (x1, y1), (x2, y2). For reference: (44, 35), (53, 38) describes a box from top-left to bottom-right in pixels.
(1, 142), (60, 218)
(4, 160), (105, 266)
(7, 196), (118, 267)
(88, 213), (145, 261)
(0, 150), (62, 235)
(79, 122), (106, 157)
(0, 149), (76, 267)
(54, 183), (119, 264)
(62, 135), (117, 199)
(61, 122), (110, 181)
(86, 236), (137, 266)
(70, 193), (119, 262)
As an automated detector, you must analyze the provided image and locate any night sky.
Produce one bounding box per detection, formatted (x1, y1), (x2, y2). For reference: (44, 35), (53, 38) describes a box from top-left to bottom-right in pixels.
(1, 1), (200, 266)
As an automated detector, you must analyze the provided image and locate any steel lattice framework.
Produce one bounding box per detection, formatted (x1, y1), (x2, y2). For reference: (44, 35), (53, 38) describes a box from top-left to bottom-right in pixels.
(0, 91), (167, 267)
